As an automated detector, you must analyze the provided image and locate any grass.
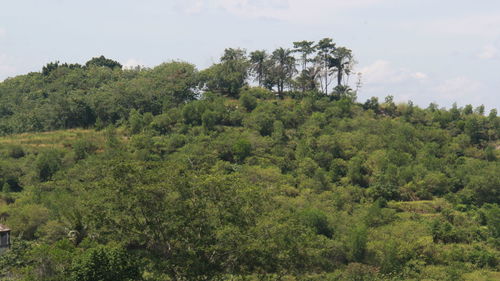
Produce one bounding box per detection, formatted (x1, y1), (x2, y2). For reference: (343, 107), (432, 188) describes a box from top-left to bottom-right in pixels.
(0, 128), (124, 158)
(462, 271), (500, 281)
(0, 127), (130, 152)
(0, 129), (101, 147)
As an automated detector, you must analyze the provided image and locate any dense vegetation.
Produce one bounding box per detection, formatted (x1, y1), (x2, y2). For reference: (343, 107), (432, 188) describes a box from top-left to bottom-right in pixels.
(0, 39), (499, 280)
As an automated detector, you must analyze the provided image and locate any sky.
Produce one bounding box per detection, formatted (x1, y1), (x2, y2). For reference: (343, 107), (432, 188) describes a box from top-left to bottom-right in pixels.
(0, 0), (499, 110)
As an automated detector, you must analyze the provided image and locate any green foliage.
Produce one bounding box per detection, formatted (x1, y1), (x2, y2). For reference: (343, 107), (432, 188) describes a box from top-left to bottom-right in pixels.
(239, 92), (258, 111)
(70, 245), (139, 281)
(8, 145), (25, 159)
(201, 110), (218, 130)
(232, 138), (252, 163)
(347, 224), (368, 263)
(0, 40), (499, 281)
(200, 48), (249, 97)
(6, 204), (50, 240)
(298, 208), (333, 238)
(35, 149), (63, 181)
(73, 138), (98, 161)
(85, 56), (122, 69)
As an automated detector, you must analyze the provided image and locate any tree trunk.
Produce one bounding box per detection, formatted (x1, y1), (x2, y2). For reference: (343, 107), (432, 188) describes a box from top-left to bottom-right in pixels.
(337, 67), (343, 87)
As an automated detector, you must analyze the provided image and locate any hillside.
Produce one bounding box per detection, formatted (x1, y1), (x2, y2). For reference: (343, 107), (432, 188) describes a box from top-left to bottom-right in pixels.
(0, 42), (499, 280)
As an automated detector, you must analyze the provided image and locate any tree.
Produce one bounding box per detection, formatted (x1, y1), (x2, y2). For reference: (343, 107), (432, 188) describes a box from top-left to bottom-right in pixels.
(42, 61), (60, 76)
(296, 66), (321, 92)
(232, 138), (252, 163)
(35, 149), (63, 181)
(42, 61), (82, 76)
(332, 46), (354, 87)
(81, 161), (268, 280)
(249, 50), (269, 87)
(239, 91), (257, 111)
(270, 48), (296, 97)
(293, 40), (319, 93)
(293, 41), (316, 75)
(201, 48), (249, 97)
(70, 246), (140, 281)
(145, 61), (199, 107)
(85, 56), (122, 69)
(315, 38), (336, 95)
(347, 224), (367, 262)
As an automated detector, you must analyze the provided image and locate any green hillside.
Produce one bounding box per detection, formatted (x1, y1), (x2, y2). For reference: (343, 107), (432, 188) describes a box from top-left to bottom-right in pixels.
(0, 40), (499, 280)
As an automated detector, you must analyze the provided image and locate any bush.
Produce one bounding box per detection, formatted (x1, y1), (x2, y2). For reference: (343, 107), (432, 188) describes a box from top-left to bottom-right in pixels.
(35, 149), (63, 181)
(341, 263), (379, 281)
(202, 110), (218, 130)
(73, 138), (98, 160)
(8, 145), (25, 158)
(347, 225), (368, 262)
(239, 92), (258, 111)
(232, 139), (252, 163)
(298, 208), (333, 238)
(70, 246), (140, 281)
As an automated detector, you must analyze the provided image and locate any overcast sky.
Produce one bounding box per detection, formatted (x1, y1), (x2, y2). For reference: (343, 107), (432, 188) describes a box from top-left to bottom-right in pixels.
(1, 0), (499, 110)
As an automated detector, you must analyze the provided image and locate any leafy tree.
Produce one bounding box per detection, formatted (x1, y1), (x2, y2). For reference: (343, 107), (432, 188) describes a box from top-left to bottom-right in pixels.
(347, 224), (368, 262)
(293, 40), (316, 73)
(232, 138), (252, 163)
(298, 208), (333, 238)
(315, 38), (336, 95)
(270, 47), (296, 97)
(85, 56), (122, 69)
(239, 91), (258, 111)
(2, 182), (11, 193)
(201, 50), (249, 97)
(70, 246), (139, 281)
(293, 40), (316, 92)
(332, 46), (354, 87)
(201, 110), (218, 131)
(35, 149), (63, 181)
(145, 61), (199, 107)
(73, 138), (98, 161)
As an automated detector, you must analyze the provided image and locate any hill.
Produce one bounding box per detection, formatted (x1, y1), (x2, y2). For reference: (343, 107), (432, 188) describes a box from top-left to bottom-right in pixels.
(0, 41), (499, 280)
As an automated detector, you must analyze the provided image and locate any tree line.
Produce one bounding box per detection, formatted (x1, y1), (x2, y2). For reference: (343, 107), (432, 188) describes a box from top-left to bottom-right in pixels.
(203, 38), (355, 97)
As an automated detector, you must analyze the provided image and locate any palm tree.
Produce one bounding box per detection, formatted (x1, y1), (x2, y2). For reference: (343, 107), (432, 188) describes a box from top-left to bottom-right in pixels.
(249, 50), (268, 87)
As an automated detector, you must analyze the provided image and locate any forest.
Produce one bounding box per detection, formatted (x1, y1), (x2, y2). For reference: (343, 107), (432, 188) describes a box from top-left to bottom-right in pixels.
(0, 38), (498, 281)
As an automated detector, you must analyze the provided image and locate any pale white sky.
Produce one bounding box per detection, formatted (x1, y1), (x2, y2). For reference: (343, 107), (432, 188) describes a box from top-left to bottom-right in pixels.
(0, 0), (499, 110)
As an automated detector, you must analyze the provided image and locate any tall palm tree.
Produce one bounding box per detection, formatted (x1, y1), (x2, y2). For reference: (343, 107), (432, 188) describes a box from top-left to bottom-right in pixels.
(249, 50), (268, 87)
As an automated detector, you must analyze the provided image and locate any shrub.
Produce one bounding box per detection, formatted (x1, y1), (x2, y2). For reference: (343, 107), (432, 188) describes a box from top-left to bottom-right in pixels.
(239, 92), (258, 111)
(298, 208), (333, 238)
(35, 149), (63, 181)
(70, 246), (140, 281)
(232, 139), (252, 163)
(202, 110), (218, 130)
(347, 225), (368, 262)
(73, 138), (98, 160)
(8, 145), (25, 158)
